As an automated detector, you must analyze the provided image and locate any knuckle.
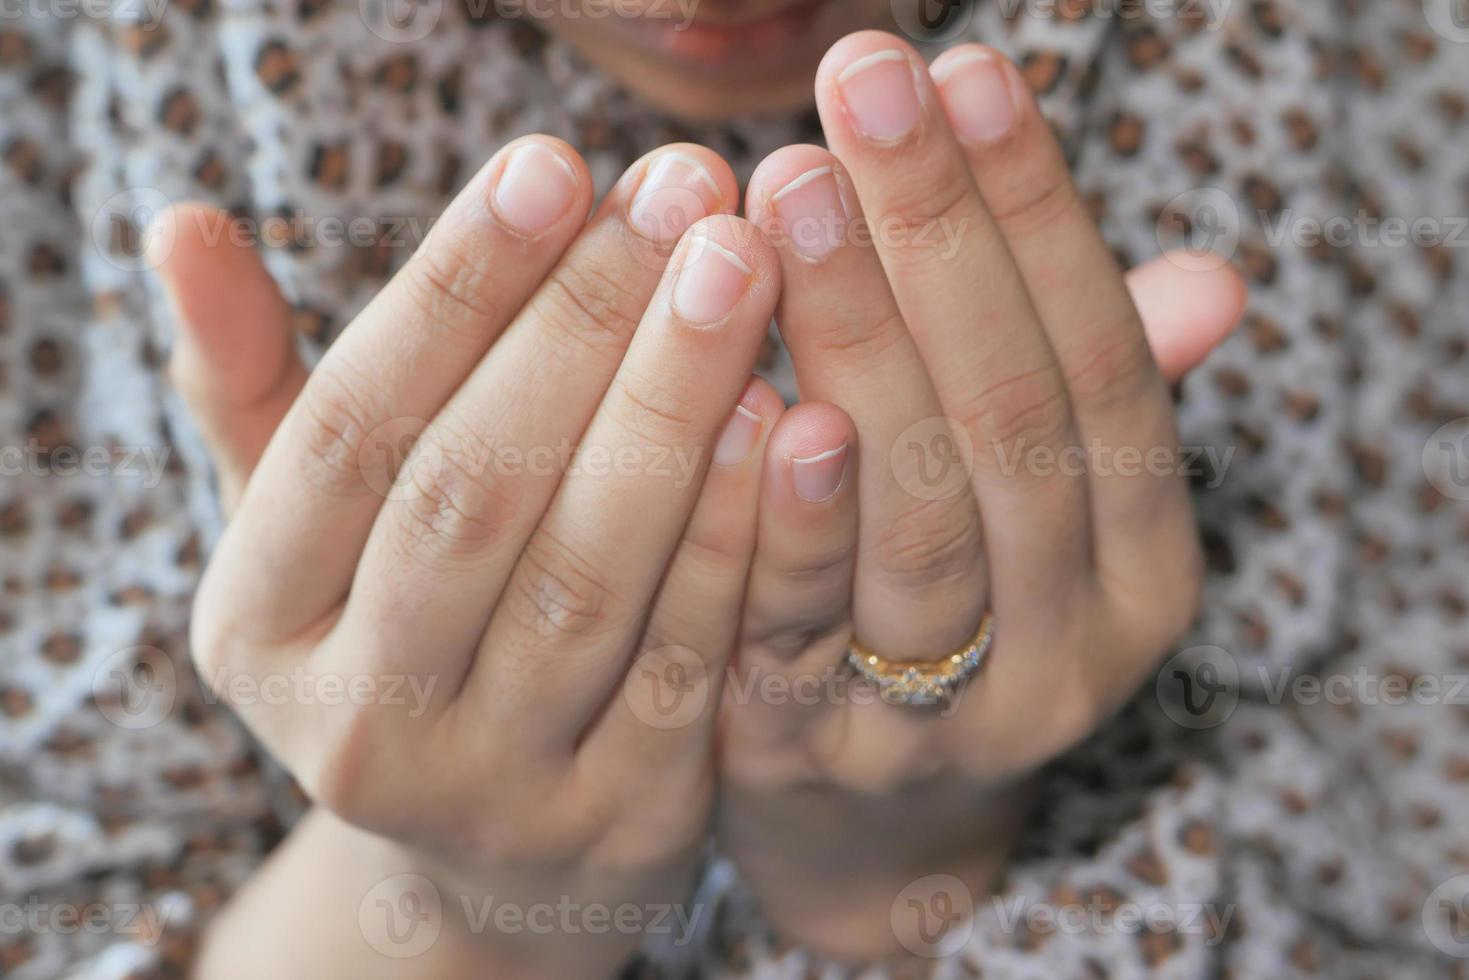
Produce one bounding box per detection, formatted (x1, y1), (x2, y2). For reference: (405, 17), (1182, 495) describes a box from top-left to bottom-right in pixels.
(505, 530), (626, 646)
(801, 308), (908, 365)
(473, 791), (609, 866)
(987, 169), (1080, 236)
(1062, 327), (1158, 415)
(538, 262), (645, 354)
(395, 420), (519, 562)
(398, 237), (501, 336)
(588, 792), (709, 871)
(607, 371), (702, 448)
(298, 704), (392, 830)
(959, 363), (1074, 465)
(295, 364), (383, 497)
(1105, 515), (1206, 654)
(870, 498), (985, 590)
(672, 526), (749, 584)
(880, 162), (973, 238)
(746, 548), (856, 653)
(187, 586), (243, 686)
(776, 530), (858, 591)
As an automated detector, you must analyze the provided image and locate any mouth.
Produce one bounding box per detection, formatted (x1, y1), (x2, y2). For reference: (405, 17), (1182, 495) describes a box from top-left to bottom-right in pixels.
(611, 0), (838, 67)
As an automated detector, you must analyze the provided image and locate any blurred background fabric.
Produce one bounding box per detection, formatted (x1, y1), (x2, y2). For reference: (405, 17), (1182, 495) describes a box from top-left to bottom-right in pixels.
(2, 0), (1469, 975)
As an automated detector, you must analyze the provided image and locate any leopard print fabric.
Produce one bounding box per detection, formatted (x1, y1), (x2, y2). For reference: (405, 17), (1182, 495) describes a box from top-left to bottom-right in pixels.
(3, 0), (1469, 976)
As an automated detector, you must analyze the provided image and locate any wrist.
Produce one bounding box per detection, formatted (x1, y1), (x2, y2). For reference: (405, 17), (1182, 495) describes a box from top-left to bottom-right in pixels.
(198, 809), (641, 980)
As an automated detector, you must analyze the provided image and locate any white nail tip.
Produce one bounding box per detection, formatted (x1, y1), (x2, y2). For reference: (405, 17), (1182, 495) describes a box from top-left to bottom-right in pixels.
(642, 152), (720, 197)
(514, 141), (578, 180)
(688, 236), (752, 275)
(837, 49), (908, 83)
(733, 404), (762, 423)
(931, 50), (997, 84)
(771, 165), (835, 202)
(791, 444), (847, 466)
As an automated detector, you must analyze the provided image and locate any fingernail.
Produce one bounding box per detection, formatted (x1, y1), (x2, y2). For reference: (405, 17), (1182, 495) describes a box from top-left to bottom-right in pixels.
(490, 142), (579, 237)
(770, 166), (848, 262)
(713, 403), (763, 466)
(629, 153), (721, 245)
(792, 444), (847, 503)
(933, 51), (1018, 145)
(672, 236), (752, 324)
(837, 49), (921, 144)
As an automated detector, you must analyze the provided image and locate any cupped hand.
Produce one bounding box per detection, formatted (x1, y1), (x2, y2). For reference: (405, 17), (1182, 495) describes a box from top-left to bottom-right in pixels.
(159, 138), (786, 976)
(714, 33), (1246, 959)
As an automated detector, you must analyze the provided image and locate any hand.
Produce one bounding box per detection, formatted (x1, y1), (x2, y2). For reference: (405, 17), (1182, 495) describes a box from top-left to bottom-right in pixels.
(714, 33), (1246, 959)
(159, 138), (786, 977)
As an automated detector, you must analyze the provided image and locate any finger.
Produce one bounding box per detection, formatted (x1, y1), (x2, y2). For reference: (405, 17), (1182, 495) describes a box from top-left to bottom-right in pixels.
(465, 216), (780, 750)
(1126, 253), (1246, 384)
(335, 146), (735, 688)
(746, 145), (986, 662)
(154, 203), (305, 514)
(733, 402), (859, 741)
(927, 45), (1205, 582)
(197, 136), (593, 647)
(813, 33), (1088, 608)
(583, 378), (783, 787)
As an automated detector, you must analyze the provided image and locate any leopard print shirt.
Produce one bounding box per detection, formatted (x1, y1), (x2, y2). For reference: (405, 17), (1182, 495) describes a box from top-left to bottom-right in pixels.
(3, 0), (1469, 976)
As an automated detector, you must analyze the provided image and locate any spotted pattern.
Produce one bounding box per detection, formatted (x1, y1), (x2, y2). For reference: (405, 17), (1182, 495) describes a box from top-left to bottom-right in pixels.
(2, 0), (1468, 976)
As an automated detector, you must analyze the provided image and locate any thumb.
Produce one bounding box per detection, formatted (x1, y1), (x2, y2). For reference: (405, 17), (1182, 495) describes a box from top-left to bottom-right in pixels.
(1125, 252), (1247, 384)
(151, 203), (307, 515)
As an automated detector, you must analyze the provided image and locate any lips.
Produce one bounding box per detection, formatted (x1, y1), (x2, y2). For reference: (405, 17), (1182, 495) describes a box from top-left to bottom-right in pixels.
(671, 0), (826, 29)
(636, 0), (832, 65)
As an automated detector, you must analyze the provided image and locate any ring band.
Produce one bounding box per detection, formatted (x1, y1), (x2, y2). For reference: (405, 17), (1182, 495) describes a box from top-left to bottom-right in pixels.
(846, 612), (994, 706)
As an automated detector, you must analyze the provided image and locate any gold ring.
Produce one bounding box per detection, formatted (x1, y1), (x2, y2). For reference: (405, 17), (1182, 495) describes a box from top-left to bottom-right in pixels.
(846, 612), (994, 706)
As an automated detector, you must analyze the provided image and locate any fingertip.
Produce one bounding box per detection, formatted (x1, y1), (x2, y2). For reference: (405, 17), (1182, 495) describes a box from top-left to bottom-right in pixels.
(149, 202), (251, 283)
(618, 143), (739, 249)
(685, 211), (774, 258)
(739, 375), (786, 425)
(712, 377), (784, 471)
(1129, 254), (1248, 382)
(681, 213), (782, 293)
(653, 143), (739, 215)
(150, 203), (291, 349)
(766, 401), (856, 506)
(746, 144), (841, 222)
(815, 29), (920, 93)
(771, 401), (856, 456)
(929, 43), (1028, 87)
(483, 134), (595, 239)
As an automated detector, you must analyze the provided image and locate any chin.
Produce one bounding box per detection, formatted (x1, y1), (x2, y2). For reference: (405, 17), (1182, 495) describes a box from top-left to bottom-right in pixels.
(543, 0), (895, 121)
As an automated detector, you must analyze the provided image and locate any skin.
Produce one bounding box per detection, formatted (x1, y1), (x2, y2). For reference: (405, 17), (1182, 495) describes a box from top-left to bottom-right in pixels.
(161, 12), (1247, 976)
